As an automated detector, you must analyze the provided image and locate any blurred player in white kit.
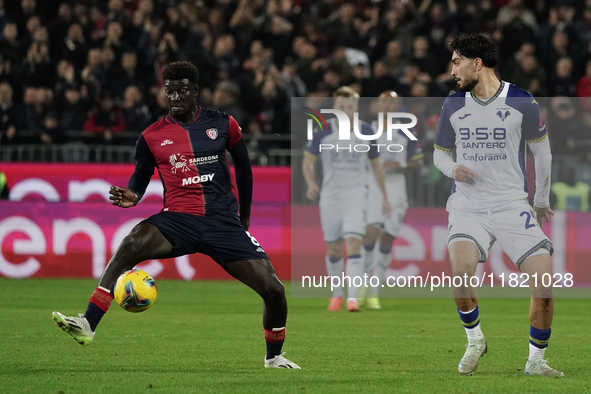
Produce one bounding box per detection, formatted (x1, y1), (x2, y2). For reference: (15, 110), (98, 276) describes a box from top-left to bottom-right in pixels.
(302, 86), (390, 312)
(360, 91), (423, 310)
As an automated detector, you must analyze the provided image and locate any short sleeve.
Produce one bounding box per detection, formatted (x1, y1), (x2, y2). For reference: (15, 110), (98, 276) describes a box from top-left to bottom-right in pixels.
(434, 100), (456, 153)
(522, 98), (547, 143)
(227, 115), (243, 150)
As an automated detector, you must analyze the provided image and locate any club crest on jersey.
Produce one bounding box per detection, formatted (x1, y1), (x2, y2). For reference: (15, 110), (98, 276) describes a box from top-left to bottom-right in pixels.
(206, 128), (218, 140)
(496, 110), (510, 121)
(169, 153), (190, 174)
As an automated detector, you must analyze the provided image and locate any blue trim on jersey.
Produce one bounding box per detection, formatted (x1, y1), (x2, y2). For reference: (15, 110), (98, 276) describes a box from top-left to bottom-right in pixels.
(434, 93), (466, 151)
(505, 84), (547, 142)
(519, 136), (528, 194)
(505, 84), (531, 99)
(470, 81), (505, 107)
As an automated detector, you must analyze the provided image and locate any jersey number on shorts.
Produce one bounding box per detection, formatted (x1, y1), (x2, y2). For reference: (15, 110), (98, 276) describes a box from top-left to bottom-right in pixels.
(519, 211), (536, 229)
(245, 231), (260, 246)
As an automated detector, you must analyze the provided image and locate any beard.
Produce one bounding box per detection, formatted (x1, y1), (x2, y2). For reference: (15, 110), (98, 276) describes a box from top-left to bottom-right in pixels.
(456, 77), (478, 93)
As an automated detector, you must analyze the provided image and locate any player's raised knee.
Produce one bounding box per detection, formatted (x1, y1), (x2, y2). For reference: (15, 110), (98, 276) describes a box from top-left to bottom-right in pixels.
(263, 279), (285, 302)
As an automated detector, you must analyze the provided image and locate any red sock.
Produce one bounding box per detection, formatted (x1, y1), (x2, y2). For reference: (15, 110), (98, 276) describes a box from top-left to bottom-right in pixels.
(89, 287), (114, 312)
(85, 287), (114, 331)
(264, 327), (286, 359)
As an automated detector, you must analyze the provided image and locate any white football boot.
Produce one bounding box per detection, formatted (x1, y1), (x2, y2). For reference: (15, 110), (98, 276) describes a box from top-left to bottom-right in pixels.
(524, 359), (564, 377)
(458, 339), (487, 375)
(264, 353), (301, 369)
(52, 311), (95, 346)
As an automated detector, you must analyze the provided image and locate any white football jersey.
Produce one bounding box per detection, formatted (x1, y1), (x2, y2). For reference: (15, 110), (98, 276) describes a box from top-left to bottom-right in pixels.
(368, 119), (423, 205)
(306, 117), (378, 203)
(434, 81), (548, 212)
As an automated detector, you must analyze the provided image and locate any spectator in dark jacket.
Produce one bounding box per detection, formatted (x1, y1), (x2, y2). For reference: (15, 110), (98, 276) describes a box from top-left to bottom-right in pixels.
(57, 23), (88, 71)
(121, 85), (151, 132)
(56, 84), (89, 132)
(23, 87), (53, 143)
(0, 23), (26, 69)
(41, 111), (65, 144)
(108, 51), (154, 99)
(550, 57), (577, 96)
(83, 91), (126, 142)
(0, 82), (19, 144)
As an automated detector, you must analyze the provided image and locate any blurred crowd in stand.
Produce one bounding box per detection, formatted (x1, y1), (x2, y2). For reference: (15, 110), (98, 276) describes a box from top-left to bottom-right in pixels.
(0, 0), (589, 207)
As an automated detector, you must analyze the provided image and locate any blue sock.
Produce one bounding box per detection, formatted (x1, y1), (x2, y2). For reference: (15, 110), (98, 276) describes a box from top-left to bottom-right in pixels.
(84, 287), (113, 331)
(84, 303), (105, 331)
(264, 327), (285, 359)
(529, 325), (551, 349)
(458, 305), (480, 329)
(266, 341), (284, 359)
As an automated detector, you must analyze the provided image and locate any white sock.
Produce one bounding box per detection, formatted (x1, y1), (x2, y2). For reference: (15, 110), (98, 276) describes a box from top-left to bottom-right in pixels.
(528, 343), (546, 361)
(458, 307), (485, 342)
(362, 245), (374, 275)
(345, 255), (363, 301)
(325, 255), (344, 298)
(369, 250), (391, 296)
(465, 325), (485, 342)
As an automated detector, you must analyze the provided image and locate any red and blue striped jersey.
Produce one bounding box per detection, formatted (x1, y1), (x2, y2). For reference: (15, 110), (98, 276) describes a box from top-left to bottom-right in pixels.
(134, 107), (242, 216)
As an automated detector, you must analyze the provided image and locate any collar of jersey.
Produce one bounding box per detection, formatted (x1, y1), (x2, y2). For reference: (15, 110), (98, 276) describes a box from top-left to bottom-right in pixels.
(469, 80), (504, 107)
(166, 106), (202, 125)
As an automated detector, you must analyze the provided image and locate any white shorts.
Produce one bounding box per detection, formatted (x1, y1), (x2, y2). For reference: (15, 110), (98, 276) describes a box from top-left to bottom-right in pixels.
(320, 201), (365, 243)
(366, 178), (408, 237)
(447, 200), (553, 269)
(367, 205), (407, 237)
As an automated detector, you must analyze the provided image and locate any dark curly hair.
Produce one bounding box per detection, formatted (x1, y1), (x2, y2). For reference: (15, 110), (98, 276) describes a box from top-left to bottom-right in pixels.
(162, 61), (200, 84)
(449, 33), (498, 68)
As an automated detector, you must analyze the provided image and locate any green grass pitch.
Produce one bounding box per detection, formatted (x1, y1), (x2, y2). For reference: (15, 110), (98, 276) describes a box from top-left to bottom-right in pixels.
(0, 278), (589, 393)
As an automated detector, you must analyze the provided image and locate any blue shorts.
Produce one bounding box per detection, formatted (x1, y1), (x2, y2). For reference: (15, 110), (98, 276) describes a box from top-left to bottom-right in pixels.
(142, 211), (269, 266)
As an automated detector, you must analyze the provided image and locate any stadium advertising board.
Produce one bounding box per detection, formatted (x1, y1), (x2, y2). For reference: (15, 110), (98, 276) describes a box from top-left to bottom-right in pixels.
(0, 163), (290, 280)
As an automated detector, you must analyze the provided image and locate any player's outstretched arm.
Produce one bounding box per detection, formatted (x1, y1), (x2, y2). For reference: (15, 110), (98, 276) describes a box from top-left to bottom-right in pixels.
(529, 137), (553, 227)
(109, 186), (138, 208)
(370, 158), (391, 217)
(302, 154), (319, 201)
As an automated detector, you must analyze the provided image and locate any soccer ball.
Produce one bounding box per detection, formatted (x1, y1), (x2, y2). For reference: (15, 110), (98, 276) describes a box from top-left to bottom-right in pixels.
(114, 269), (158, 313)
